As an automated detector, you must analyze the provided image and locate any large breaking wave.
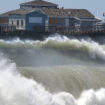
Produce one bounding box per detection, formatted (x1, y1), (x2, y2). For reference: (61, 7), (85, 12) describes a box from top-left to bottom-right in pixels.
(0, 35), (105, 63)
(0, 35), (105, 105)
(0, 53), (105, 105)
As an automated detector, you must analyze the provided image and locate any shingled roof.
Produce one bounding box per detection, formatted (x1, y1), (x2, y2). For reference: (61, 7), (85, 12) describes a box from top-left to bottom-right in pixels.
(20, 0), (57, 6)
(0, 9), (36, 17)
(0, 11), (13, 17)
(0, 8), (100, 22)
(42, 8), (95, 18)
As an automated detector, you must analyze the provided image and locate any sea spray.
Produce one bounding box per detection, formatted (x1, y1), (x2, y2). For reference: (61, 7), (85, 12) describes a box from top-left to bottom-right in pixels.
(0, 35), (105, 61)
(0, 54), (52, 105)
(0, 51), (105, 105)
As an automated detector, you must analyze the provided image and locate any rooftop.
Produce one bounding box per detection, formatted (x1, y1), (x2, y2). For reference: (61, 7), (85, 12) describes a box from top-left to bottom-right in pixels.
(0, 8), (99, 21)
(20, 0), (58, 7)
(42, 8), (95, 18)
(0, 9), (35, 17)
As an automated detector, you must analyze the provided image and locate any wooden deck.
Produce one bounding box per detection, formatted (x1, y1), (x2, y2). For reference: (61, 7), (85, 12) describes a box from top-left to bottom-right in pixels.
(0, 25), (105, 39)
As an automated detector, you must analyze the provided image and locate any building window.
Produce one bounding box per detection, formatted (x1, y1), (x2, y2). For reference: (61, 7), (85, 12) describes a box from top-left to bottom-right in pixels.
(21, 20), (24, 26)
(17, 20), (19, 26)
(29, 17), (42, 23)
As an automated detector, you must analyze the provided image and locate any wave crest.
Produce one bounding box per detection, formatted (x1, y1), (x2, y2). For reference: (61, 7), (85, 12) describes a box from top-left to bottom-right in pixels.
(0, 35), (105, 61)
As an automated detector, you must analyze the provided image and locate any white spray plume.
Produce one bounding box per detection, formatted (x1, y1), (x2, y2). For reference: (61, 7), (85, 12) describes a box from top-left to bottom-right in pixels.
(0, 52), (105, 105)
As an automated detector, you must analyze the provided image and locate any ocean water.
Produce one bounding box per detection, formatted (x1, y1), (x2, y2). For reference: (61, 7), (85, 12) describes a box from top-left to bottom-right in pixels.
(0, 35), (105, 105)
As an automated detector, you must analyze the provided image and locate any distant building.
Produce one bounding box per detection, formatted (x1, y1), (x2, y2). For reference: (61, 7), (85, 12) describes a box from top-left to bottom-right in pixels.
(0, 0), (101, 33)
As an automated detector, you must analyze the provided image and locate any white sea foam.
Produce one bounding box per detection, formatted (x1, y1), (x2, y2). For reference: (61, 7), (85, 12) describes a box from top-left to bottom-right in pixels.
(0, 35), (105, 61)
(0, 53), (105, 105)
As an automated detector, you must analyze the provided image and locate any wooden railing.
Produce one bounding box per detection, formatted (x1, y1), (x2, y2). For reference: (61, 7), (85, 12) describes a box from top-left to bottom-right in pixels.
(45, 25), (105, 35)
(0, 25), (105, 36)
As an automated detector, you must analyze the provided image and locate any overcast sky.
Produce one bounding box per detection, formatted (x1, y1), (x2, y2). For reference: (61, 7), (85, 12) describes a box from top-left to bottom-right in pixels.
(0, 0), (105, 20)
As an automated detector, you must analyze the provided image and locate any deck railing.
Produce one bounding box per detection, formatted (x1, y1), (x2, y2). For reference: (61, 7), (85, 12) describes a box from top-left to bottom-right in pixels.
(46, 25), (105, 35)
(0, 25), (105, 35)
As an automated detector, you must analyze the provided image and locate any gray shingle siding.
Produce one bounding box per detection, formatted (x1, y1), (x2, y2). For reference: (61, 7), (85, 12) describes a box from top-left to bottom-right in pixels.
(0, 17), (8, 26)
